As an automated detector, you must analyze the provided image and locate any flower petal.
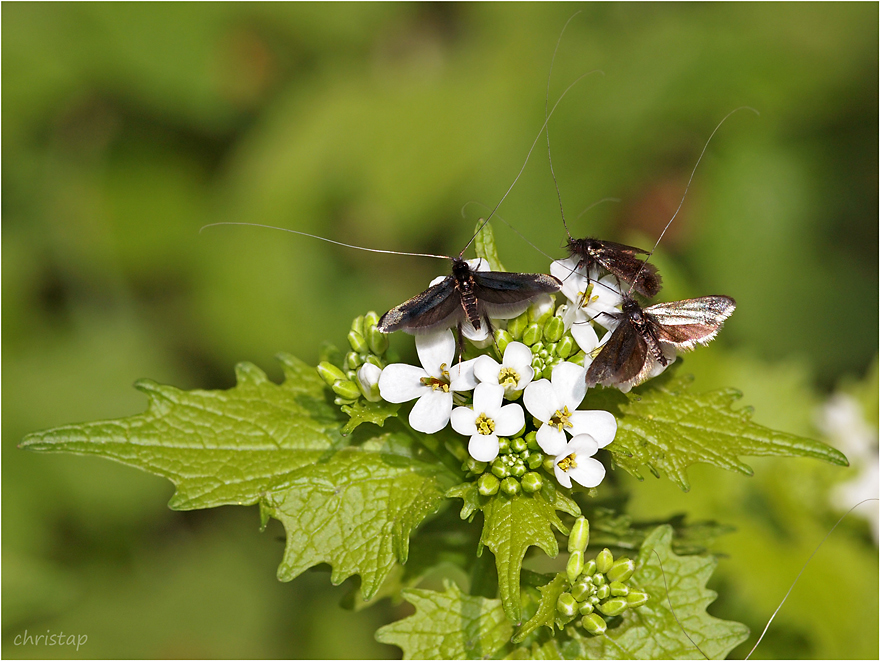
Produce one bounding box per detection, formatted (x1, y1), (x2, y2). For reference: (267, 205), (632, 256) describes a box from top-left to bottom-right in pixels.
(550, 361), (587, 409)
(568, 411), (618, 448)
(449, 358), (479, 391)
(571, 320), (599, 356)
(409, 390), (453, 434)
(566, 433), (600, 457)
(378, 364), (428, 403)
(494, 403), (525, 437)
(554, 463), (573, 488)
(523, 379), (559, 422)
(416, 330), (456, 377)
(473, 383), (505, 416)
(567, 456), (606, 488)
(450, 405), (477, 436)
(536, 424), (567, 455)
(473, 355), (502, 385)
(469, 434), (500, 462)
(502, 341), (533, 371)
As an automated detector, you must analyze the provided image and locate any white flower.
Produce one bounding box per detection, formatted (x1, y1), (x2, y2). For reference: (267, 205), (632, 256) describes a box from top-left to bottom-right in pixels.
(473, 341), (534, 394)
(378, 330), (477, 434)
(356, 363), (382, 402)
(523, 361), (617, 455)
(451, 383), (525, 462)
(553, 434), (606, 488)
(570, 322), (601, 370)
(551, 257), (624, 331)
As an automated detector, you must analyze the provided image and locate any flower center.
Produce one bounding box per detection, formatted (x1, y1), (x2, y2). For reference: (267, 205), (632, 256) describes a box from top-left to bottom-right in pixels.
(498, 367), (520, 389)
(557, 452), (578, 472)
(420, 363), (451, 392)
(549, 406), (573, 431)
(578, 283), (597, 309)
(475, 413), (496, 435)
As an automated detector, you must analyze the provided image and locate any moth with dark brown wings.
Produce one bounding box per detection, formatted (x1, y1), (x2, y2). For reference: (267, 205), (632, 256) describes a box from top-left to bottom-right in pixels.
(565, 237), (662, 298)
(585, 294), (736, 390)
(377, 257), (561, 342)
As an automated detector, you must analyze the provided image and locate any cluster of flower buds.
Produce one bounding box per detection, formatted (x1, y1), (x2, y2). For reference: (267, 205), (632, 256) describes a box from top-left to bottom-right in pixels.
(496, 298), (584, 381)
(317, 312), (389, 406)
(556, 517), (648, 635)
(464, 432), (546, 497)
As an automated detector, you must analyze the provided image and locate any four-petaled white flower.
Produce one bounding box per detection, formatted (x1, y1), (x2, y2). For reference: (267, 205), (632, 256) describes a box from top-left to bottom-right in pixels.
(551, 257), (624, 332)
(553, 434), (606, 488)
(378, 330), (477, 434)
(523, 361), (617, 455)
(473, 341), (534, 395)
(451, 383), (525, 462)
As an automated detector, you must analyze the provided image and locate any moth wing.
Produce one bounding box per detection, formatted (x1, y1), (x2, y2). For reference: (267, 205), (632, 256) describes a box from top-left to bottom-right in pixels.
(646, 296), (736, 350)
(471, 271), (561, 319)
(592, 239), (650, 256)
(585, 323), (650, 388)
(594, 250), (662, 298)
(377, 277), (464, 334)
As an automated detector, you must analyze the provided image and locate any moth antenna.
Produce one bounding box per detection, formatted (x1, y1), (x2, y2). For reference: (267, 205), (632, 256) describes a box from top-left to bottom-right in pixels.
(653, 549), (710, 660)
(461, 200), (557, 263)
(744, 497), (879, 660)
(573, 197), (621, 223)
(199, 222), (449, 261)
(626, 106), (759, 296)
(545, 11), (585, 239)
(460, 68), (604, 257)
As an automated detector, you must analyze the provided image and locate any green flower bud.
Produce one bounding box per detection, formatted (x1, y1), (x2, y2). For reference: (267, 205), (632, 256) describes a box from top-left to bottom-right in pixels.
(570, 578), (594, 602)
(568, 517), (590, 553)
(542, 456), (556, 473)
(542, 364), (555, 380)
(609, 581), (629, 597)
(596, 548), (614, 574)
(331, 379), (361, 400)
(347, 330), (368, 354)
(522, 323), (542, 346)
(567, 550), (585, 583)
(626, 591), (649, 608)
(556, 335), (575, 359)
(466, 458), (487, 475)
(507, 312), (529, 340)
(491, 461), (510, 480)
(364, 354), (383, 369)
(589, 595), (600, 605)
(510, 462), (527, 478)
(578, 601), (595, 615)
(498, 437), (510, 454)
(500, 476), (521, 496)
(350, 315), (365, 337)
(317, 362), (347, 386)
(478, 473), (500, 496)
(607, 557), (635, 583)
(544, 316), (564, 342)
(568, 351), (586, 367)
(556, 592), (579, 617)
(525, 431), (539, 451)
(521, 472), (543, 493)
(510, 436), (528, 453)
(526, 452), (544, 470)
(583, 559), (597, 577)
(344, 351), (363, 370)
(494, 329), (513, 356)
(597, 597), (628, 617)
(367, 325), (389, 355)
(595, 584), (611, 600)
(363, 311), (380, 331)
(581, 613), (607, 636)
(592, 572), (606, 587)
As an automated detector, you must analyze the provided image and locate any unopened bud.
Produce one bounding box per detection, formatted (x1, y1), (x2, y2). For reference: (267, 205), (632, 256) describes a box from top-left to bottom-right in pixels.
(582, 559), (597, 577)
(510, 462), (527, 478)
(510, 436), (527, 453)
(521, 471), (543, 493)
(570, 578), (594, 602)
(478, 473), (500, 496)
(578, 601), (594, 615)
(367, 325), (389, 355)
(556, 592), (578, 617)
(544, 316), (564, 342)
(568, 517), (590, 553)
(347, 330), (368, 354)
(607, 557), (635, 583)
(494, 329), (513, 355)
(522, 323), (542, 346)
(567, 550), (585, 583)
(317, 362), (347, 386)
(581, 613), (607, 636)
(363, 311), (380, 331)
(609, 581), (629, 597)
(507, 312), (529, 340)
(595, 584), (610, 600)
(350, 315), (365, 336)
(500, 476), (521, 496)
(626, 591), (649, 608)
(331, 379), (361, 400)
(556, 335), (575, 359)
(356, 363), (382, 402)
(525, 432), (539, 451)
(597, 597), (628, 617)
(596, 548), (614, 574)
(466, 457), (487, 474)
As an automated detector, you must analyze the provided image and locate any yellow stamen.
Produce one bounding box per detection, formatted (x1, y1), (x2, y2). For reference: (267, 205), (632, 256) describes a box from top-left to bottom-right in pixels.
(475, 413), (496, 435)
(557, 453), (578, 472)
(498, 367), (520, 389)
(549, 406), (573, 432)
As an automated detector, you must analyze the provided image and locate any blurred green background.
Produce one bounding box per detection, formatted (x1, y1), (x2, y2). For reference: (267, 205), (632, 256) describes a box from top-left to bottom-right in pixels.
(3, 4), (877, 659)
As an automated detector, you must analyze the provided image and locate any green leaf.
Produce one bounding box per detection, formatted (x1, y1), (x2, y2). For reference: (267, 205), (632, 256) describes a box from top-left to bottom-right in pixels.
(561, 526), (749, 660)
(21, 353), (457, 598)
(598, 372), (849, 491)
(340, 398), (400, 434)
(512, 573), (569, 644)
(473, 219), (506, 272)
(478, 488), (580, 622)
(376, 582), (513, 660)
